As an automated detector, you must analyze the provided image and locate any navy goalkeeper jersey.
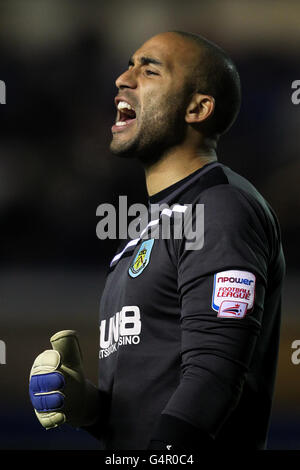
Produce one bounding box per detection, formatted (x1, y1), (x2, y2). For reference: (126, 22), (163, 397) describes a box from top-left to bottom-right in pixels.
(94, 161), (285, 450)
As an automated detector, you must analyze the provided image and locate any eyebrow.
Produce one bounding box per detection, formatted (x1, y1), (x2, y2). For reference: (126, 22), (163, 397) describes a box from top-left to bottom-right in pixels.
(128, 55), (163, 68)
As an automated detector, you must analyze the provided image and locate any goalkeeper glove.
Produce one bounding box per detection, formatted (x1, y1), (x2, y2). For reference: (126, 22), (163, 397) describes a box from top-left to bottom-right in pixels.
(29, 330), (99, 430)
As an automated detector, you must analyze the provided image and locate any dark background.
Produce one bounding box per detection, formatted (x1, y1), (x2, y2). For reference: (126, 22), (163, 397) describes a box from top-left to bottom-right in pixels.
(0, 0), (299, 449)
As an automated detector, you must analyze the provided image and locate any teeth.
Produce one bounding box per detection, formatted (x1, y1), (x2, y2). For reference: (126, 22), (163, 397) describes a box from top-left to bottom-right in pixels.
(115, 121), (127, 126)
(117, 101), (134, 111)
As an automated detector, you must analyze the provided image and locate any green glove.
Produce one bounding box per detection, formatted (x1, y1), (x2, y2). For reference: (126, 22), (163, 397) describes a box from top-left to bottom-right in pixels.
(29, 330), (99, 430)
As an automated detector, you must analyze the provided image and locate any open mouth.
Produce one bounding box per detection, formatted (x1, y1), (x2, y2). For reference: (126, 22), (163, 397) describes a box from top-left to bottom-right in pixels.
(112, 100), (137, 132)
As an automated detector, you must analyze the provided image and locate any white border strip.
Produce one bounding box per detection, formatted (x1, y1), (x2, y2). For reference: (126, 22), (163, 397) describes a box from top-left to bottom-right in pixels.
(110, 204), (187, 267)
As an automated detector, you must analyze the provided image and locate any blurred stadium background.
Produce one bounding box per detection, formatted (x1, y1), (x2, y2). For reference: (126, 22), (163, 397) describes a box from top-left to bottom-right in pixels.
(0, 0), (299, 449)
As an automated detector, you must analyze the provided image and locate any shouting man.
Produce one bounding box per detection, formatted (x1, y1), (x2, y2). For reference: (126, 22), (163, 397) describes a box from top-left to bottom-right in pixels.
(29, 31), (285, 451)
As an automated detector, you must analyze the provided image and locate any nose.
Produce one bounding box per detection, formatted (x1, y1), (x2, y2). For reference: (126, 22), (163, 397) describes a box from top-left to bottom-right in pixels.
(115, 68), (137, 90)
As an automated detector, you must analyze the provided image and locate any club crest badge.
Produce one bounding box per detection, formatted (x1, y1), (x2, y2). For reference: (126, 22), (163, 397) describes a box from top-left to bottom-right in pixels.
(129, 239), (154, 278)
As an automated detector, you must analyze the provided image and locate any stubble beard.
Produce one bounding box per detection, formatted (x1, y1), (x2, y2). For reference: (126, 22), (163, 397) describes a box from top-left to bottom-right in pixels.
(109, 92), (189, 167)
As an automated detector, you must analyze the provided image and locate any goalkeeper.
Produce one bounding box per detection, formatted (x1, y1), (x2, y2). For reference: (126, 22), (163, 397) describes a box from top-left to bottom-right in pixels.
(29, 31), (285, 450)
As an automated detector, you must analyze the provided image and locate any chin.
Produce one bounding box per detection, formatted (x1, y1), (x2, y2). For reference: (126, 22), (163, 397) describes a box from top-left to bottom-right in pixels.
(109, 140), (136, 159)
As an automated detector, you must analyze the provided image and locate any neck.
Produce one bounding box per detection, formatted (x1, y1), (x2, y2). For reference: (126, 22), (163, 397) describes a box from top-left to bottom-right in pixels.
(144, 146), (217, 196)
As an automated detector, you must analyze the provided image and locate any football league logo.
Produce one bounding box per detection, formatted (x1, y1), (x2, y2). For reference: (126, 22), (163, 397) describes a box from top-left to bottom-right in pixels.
(129, 239), (154, 278)
(212, 269), (256, 318)
(217, 301), (248, 318)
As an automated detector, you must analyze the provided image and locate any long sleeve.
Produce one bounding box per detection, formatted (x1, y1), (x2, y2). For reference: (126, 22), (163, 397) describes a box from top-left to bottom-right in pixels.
(150, 185), (270, 449)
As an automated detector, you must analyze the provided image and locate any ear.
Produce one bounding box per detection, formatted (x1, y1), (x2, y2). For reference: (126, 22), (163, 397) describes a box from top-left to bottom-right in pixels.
(185, 93), (215, 124)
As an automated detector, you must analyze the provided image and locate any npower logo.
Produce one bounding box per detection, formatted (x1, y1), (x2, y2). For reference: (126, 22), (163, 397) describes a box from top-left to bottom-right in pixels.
(99, 306), (141, 359)
(217, 276), (254, 286)
(0, 80), (6, 104)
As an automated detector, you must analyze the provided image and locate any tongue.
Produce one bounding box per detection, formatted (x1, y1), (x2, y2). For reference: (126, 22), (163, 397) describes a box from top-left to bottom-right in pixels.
(121, 109), (136, 121)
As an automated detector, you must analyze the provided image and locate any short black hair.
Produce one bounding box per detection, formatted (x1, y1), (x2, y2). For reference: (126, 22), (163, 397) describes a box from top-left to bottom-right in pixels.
(171, 30), (241, 138)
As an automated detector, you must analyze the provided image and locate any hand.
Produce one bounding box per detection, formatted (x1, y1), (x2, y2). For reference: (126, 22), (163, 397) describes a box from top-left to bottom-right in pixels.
(29, 330), (99, 430)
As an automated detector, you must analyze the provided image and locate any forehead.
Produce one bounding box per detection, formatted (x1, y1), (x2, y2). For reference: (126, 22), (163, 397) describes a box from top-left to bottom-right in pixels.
(132, 33), (200, 72)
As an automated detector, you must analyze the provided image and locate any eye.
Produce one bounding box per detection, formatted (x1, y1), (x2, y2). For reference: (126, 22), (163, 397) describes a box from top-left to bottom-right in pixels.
(145, 69), (159, 76)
